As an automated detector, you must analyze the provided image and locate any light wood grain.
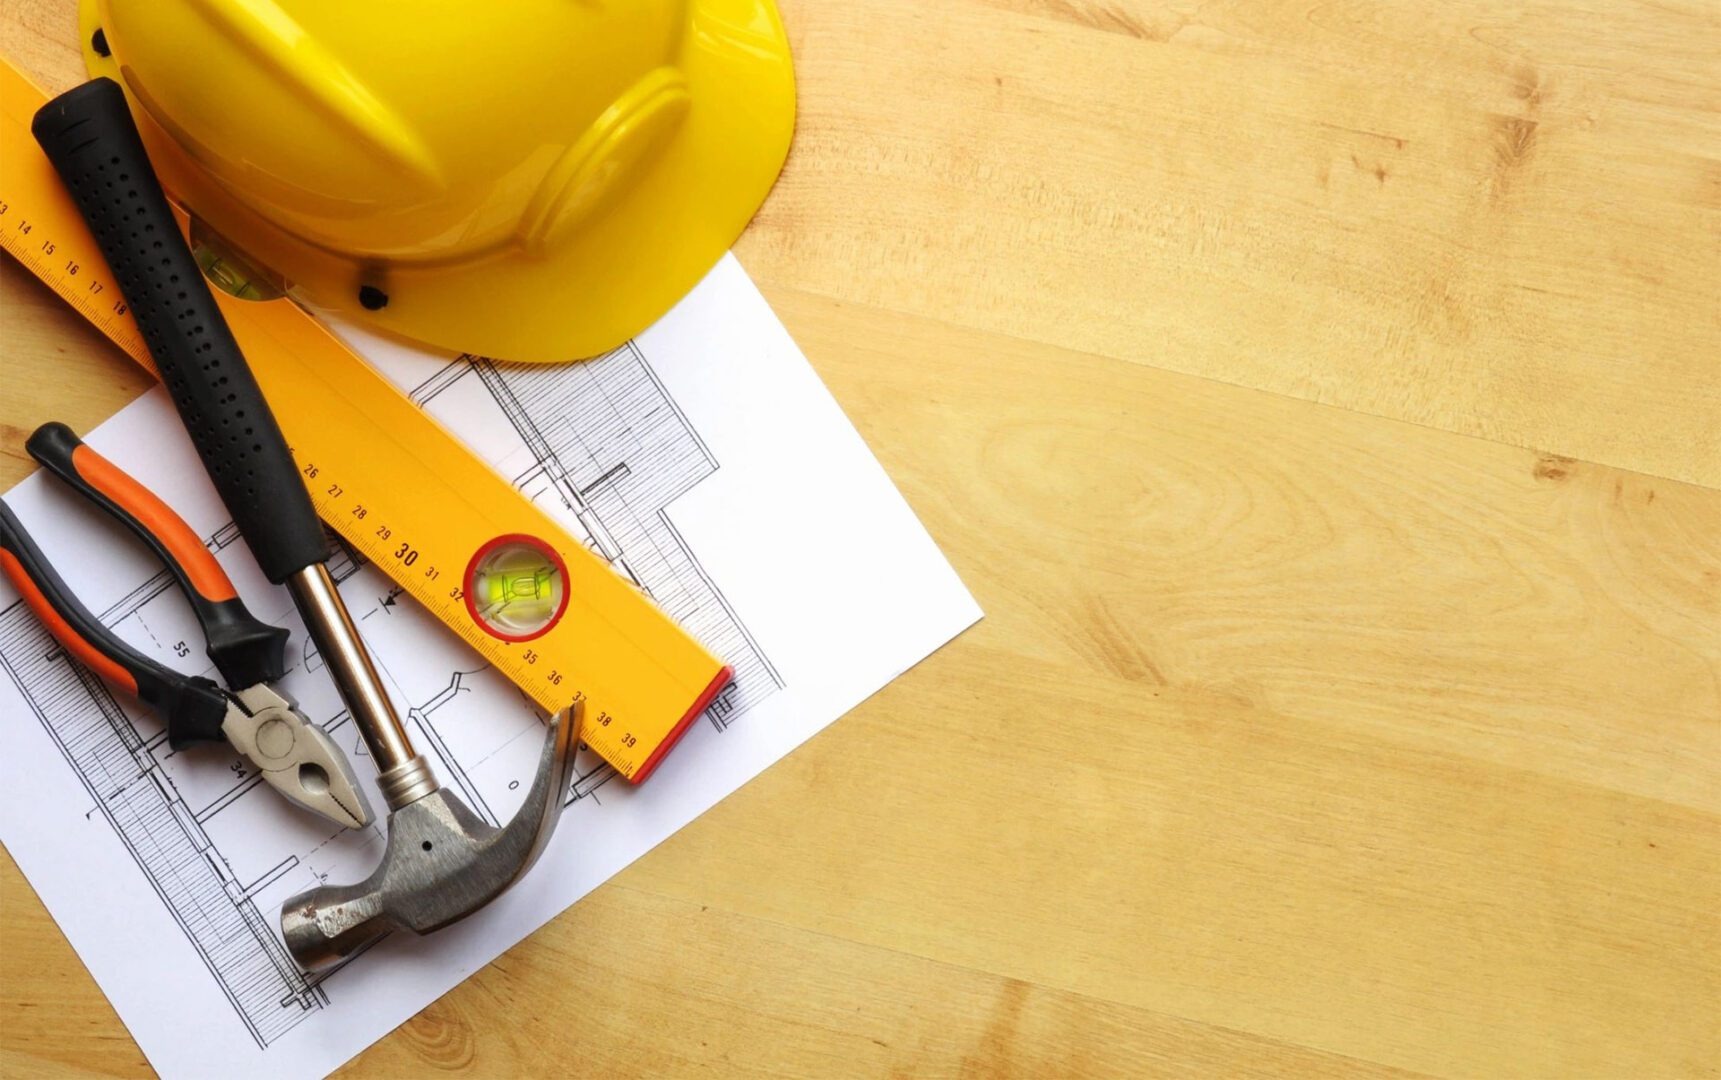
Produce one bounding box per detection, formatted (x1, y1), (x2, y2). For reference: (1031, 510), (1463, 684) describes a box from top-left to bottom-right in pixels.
(2, 0), (1718, 1076)
(740, 0), (1721, 487)
(633, 287), (1721, 1077)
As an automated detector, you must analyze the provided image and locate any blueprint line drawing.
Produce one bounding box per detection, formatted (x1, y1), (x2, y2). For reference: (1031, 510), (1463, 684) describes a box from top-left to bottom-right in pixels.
(0, 525), (381, 1048)
(0, 595), (325, 1049)
(411, 343), (783, 730)
(401, 342), (788, 805)
(0, 335), (785, 1046)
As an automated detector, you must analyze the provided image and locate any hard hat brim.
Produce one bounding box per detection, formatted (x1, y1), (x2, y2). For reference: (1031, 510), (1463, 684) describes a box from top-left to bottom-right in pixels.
(83, 0), (796, 363)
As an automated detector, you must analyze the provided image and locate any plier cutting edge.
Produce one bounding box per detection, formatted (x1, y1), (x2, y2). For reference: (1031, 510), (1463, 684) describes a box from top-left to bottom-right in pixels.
(0, 422), (372, 830)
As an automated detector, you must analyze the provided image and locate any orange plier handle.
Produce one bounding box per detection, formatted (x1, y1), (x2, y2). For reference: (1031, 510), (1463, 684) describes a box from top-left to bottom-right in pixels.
(25, 422), (288, 689)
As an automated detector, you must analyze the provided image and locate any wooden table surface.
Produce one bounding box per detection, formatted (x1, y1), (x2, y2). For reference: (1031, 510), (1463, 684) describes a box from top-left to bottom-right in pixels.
(2, 0), (1718, 1076)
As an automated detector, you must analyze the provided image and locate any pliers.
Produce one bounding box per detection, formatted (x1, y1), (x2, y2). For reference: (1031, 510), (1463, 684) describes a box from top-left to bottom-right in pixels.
(0, 422), (372, 830)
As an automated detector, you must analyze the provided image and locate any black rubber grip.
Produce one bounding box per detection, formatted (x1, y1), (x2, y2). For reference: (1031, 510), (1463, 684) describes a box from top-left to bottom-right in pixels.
(0, 501), (230, 747)
(31, 79), (328, 584)
(28, 422), (291, 688)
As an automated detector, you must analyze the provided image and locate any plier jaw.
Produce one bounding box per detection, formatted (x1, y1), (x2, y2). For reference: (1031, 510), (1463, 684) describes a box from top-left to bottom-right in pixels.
(0, 425), (372, 830)
(225, 685), (373, 830)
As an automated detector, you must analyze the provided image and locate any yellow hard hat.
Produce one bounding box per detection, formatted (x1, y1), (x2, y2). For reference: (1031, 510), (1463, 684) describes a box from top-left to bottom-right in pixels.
(79, 0), (795, 362)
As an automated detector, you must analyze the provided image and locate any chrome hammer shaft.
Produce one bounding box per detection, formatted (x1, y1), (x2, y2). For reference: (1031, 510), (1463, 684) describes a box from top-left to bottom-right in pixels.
(286, 565), (438, 810)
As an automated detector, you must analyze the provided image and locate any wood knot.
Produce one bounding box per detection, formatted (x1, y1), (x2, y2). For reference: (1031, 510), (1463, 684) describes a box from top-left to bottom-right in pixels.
(1533, 453), (1575, 483)
(400, 1006), (476, 1071)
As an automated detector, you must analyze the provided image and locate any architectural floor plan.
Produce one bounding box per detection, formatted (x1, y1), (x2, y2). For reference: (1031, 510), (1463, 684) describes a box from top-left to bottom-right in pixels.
(0, 256), (982, 1080)
(0, 340), (787, 1048)
(0, 592), (325, 1047)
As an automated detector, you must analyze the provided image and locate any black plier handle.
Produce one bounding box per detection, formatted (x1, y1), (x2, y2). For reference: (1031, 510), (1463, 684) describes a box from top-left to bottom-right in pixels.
(0, 499), (229, 747)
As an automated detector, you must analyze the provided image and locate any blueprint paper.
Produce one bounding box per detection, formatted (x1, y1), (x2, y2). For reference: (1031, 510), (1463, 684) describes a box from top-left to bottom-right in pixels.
(0, 255), (982, 1079)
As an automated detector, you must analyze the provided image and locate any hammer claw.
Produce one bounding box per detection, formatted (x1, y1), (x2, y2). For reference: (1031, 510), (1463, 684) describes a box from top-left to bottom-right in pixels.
(280, 703), (581, 968)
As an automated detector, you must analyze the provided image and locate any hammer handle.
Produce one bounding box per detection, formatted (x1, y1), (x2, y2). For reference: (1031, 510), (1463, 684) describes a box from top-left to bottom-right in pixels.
(31, 78), (329, 585)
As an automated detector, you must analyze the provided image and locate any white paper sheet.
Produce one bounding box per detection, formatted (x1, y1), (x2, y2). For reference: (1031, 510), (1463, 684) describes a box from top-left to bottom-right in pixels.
(0, 256), (982, 1079)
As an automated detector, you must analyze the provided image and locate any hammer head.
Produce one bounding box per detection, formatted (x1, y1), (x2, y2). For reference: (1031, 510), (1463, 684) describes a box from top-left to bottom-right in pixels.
(280, 704), (580, 968)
